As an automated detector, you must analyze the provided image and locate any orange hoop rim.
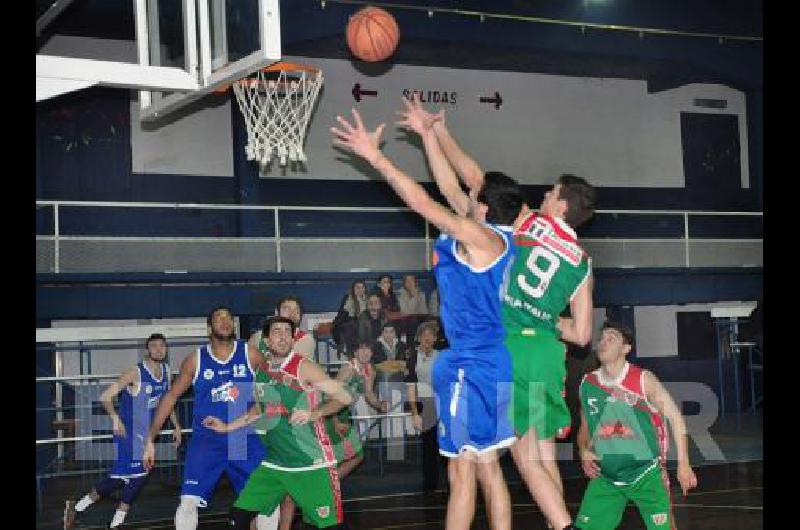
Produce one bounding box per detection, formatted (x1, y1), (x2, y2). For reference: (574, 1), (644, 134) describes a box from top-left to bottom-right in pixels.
(213, 61), (321, 94)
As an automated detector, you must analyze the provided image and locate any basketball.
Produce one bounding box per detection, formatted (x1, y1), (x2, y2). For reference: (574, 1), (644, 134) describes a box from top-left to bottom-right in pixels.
(346, 6), (400, 62)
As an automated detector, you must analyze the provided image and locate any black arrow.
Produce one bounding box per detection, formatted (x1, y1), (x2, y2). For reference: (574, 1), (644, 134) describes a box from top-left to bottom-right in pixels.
(479, 91), (503, 109)
(352, 83), (378, 102)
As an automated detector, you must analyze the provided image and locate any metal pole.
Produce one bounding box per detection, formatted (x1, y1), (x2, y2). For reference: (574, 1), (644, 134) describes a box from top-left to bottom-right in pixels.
(684, 213), (690, 268)
(425, 221), (431, 271)
(716, 321), (725, 420)
(53, 203), (60, 273)
(274, 209), (282, 272)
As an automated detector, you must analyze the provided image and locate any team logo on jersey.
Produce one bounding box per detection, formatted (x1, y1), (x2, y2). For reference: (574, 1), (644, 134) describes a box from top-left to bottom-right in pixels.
(623, 391), (640, 406)
(147, 396), (161, 409)
(580, 515), (590, 523)
(597, 420), (636, 440)
(211, 381), (240, 403)
(145, 384), (153, 394)
(203, 368), (214, 380)
(316, 506), (330, 518)
(651, 513), (667, 525)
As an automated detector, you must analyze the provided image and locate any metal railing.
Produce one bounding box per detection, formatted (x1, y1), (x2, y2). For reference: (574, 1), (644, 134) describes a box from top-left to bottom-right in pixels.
(35, 200), (763, 273)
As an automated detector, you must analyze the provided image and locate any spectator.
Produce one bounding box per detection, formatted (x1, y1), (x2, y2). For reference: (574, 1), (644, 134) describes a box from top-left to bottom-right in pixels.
(332, 279), (367, 353)
(406, 320), (444, 493)
(375, 274), (400, 313)
(372, 322), (409, 366)
(249, 294), (315, 358)
(357, 292), (386, 345)
(397, 274), (428, 315)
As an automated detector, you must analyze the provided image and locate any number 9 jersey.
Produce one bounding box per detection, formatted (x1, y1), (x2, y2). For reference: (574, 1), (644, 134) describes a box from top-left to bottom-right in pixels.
(502, 212), (591, 334)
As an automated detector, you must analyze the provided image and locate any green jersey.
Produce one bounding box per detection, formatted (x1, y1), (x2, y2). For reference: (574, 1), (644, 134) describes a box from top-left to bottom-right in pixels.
(254, 352), (337, 471)
(335, 359), (373, 423)
(502, 213), (591, 333)
(580, 362), (668, 485)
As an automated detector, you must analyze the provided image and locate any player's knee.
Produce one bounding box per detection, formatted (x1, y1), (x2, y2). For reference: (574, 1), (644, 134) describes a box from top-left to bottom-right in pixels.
(229, 506), (258, 529)
(94, 477), (124, 497)
(120, 477), (146, 505)
(175, 496), (199, 530)
(447, 458), (475, 488)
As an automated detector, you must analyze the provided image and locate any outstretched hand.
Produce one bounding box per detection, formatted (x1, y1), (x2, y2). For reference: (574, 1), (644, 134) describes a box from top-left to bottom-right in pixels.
(331, 108), (386, 165)
(395, 93), (444, 136)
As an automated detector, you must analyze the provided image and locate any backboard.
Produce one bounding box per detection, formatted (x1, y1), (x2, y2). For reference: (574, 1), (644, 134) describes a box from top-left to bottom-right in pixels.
(36, 0), (282, 123)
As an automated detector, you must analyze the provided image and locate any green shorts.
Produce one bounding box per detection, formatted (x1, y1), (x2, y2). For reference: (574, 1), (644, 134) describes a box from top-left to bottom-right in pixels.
(234, 464), (343, 528)
(575, 464), (674, 530)
(324, 416), (363, 463)
(505, 331), (570, 440)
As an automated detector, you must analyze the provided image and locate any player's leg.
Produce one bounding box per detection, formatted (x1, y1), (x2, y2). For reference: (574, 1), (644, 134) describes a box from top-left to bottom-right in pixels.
(230, 466), (287, 530)
(431, 350), (476, 528)
(225, 434), (279, 530)
(508, 333), (572, 528)
(287, 466), (344, 528)
(64, 478), (122, 528)
(539, 437), (564, 496)
(474, 452), (512, 530)
(573, 476), (627, 530)
(535, 335), (571, 499)
(277, 496), (295, 530)
(461, 351), (516, 530)
(510, 428), (572, 529)
(629, 466), (675, 530)
(176, 437), (227, 530)
(445, 456), (477, 530)
(107, 475), (148, 528)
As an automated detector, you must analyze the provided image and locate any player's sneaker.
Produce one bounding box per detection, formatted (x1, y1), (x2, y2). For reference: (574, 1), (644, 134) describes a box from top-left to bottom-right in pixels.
(63, 500), (78, 529)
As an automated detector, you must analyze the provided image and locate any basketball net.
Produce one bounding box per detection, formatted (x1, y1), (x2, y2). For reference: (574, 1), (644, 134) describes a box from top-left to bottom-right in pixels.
(229, 62), (323, 169)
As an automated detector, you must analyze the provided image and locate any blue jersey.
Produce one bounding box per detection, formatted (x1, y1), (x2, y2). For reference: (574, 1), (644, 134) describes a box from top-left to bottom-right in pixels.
(432, 224), (515, 350)
(110, 361), (169, 478)
(191, 339), (257, 438)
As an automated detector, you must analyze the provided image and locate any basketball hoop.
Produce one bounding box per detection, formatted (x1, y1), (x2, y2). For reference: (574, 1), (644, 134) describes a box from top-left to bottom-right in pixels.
(223, 62), (323, 169)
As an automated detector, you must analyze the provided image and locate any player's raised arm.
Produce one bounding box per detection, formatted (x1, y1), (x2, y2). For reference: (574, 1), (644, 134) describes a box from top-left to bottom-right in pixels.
(332, 108), (502, 260)
(643, 370), (698, 496)
(430, 112), (485, 192)
(396, 95), (470, 216)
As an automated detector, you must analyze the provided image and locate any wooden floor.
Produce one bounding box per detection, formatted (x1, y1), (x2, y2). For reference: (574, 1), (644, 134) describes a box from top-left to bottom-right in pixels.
(43, 460), (762, 530)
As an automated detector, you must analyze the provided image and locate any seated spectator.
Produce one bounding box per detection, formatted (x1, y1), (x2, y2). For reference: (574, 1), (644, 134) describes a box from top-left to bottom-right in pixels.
(397, 274), (428, 315)
(332, 279), (367, 353)
(357, 293), (386, 346)
(374, 274), (400, 313)
(372, 322), (409, 368)
(396, 273), (429, 340)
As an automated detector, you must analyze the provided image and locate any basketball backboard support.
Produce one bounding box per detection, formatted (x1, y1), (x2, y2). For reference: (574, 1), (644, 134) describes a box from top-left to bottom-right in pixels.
(36, 0), (281, 123)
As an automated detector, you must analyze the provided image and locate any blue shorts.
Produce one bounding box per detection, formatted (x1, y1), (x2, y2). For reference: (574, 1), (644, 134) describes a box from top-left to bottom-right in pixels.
(432, 345), (516, 458)
(181, 431), (265, 507)
(109, 433), (149, 479)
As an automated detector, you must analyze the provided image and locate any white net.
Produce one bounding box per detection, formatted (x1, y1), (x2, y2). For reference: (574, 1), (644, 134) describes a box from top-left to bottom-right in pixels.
(231, 64), (323, 168)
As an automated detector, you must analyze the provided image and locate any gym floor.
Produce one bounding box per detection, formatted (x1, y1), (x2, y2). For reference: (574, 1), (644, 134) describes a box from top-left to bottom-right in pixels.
(36, 414), (762, 530)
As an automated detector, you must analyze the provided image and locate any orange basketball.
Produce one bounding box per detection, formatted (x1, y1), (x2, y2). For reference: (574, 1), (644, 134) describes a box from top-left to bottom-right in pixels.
(346, 6), (400, 62)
